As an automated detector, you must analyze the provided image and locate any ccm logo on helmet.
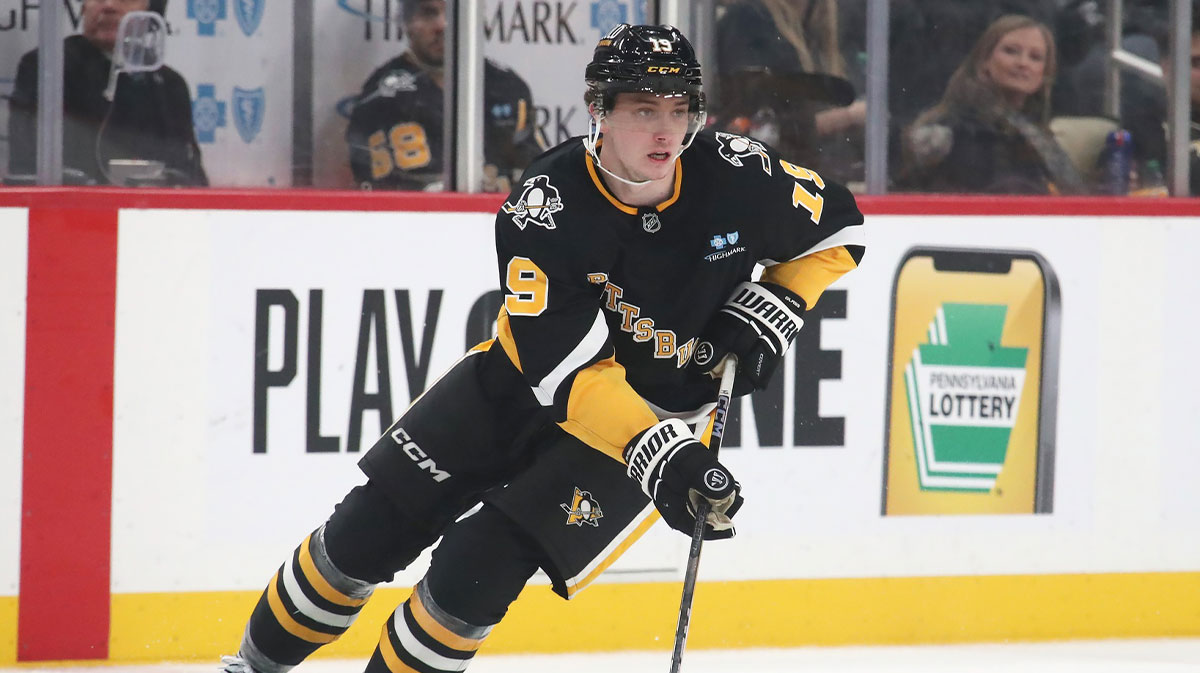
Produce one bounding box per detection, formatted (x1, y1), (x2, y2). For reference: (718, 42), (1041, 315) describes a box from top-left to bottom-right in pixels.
(646, 66), (682, 74)
(390, 427), (451, 482)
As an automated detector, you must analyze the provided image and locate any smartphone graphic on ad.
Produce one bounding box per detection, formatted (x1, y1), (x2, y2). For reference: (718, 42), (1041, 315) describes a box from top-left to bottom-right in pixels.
(882, 247), (1060, 515)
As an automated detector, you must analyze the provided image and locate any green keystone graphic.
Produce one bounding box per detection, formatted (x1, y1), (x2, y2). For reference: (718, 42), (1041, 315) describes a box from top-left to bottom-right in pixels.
(903, 303), (1028, 493)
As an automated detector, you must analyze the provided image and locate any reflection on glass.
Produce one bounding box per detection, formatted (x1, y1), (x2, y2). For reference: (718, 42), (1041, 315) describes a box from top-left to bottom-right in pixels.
(5, 0), (207, 187)
(710, 0), (866, 189)
(344, 0), (545, 192)
(898, 15), (1087, 195)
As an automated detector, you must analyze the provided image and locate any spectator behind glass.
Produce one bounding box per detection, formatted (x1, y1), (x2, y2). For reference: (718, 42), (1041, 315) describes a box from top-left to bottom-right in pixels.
(345, 0), (546, 192)
(714, 0), (866, 184)
(900, 14), (1088, 195)
(6, 0), (207, 186)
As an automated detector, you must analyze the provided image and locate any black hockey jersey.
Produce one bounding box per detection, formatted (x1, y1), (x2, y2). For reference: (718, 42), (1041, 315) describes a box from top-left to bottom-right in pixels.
(492, 130), (865, 461)
(346, 53), (546, 191)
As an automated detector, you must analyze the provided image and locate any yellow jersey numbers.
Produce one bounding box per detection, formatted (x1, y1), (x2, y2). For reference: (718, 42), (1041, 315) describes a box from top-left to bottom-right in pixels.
(505, 257), (549, 316)
(368, 122), (432, 179)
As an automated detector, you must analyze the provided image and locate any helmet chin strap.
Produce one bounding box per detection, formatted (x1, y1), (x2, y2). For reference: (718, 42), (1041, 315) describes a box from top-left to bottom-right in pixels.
(583, 113), (703, 188)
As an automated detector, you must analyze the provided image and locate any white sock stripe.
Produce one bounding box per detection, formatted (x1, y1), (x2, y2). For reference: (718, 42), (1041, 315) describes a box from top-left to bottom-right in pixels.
(392, 608), (470, 672)
(282, 554), (359, 629)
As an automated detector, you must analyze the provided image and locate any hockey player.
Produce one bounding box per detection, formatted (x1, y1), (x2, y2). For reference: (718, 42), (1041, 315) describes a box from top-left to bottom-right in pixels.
(223, 23), (864, 673)
(345, 0), (546, 192)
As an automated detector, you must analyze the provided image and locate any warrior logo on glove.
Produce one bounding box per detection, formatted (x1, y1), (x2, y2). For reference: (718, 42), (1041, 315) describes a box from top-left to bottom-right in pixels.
(624, 418), (743, 540)
(692, 281), (806, 395)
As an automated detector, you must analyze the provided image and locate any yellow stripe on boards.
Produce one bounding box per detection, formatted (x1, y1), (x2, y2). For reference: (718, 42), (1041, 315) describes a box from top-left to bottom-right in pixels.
(104, 573), (1200, 662)
(0, 595), (15, 665)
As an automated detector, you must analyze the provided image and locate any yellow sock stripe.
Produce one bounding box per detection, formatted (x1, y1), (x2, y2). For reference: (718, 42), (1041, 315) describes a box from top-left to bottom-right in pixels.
(297, 534), (369, 608)
(265, 571), (339, 645)
(410, 590), (486, 652)
(378, 622), (424, 673)
(567, 508), (661, 598)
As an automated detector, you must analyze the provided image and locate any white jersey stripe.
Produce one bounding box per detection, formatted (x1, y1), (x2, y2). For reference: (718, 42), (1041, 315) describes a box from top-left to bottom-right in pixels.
(759, 222), (865, 265)
(532, 309), (609, 406)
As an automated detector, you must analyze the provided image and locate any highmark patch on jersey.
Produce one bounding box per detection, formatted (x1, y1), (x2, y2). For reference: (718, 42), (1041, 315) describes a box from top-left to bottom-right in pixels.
(903, 303), (1027, 493)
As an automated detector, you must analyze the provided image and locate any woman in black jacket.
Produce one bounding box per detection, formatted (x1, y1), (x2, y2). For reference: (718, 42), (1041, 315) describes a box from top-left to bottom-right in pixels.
(900, 14), (1086, 195)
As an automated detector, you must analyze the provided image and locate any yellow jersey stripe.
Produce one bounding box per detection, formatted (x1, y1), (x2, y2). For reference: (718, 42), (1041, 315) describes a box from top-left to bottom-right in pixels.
(762, 245), (859, 309)
(559, 354), (658, 461)
(567, 509), (661, 598)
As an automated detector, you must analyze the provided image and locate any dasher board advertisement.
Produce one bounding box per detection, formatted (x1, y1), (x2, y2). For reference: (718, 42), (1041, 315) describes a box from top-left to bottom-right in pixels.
(882, 247), (1060, 515)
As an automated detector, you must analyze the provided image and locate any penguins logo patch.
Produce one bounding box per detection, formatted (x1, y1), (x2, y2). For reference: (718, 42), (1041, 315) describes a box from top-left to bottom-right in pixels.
(503, 174), (564, 230)
(715, 131), (772, 175)
(560, 487), (604, 527)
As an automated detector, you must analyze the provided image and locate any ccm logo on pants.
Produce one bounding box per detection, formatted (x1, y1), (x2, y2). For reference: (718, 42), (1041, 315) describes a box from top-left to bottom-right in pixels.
(390, 427), (452, 482)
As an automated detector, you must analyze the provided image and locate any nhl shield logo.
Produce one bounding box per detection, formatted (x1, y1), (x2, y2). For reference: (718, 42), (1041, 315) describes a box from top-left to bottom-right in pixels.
(234, 0), (264, 36)
(232, 86), (265, 143)
(641, 211), (661, 233)
(560, 487), (604, 527)
(502, 174), (564, 230)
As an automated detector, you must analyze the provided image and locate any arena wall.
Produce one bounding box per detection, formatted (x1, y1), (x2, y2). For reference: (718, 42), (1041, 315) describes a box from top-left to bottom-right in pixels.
(1, 190), (1198, 663)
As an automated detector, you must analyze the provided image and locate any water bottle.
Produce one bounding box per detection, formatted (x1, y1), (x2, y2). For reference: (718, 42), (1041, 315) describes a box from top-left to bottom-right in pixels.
(1099, 130), (1133, 195)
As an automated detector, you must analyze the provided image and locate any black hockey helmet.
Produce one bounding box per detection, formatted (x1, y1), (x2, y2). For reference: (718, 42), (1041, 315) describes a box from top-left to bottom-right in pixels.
(584, 24), (705, 116)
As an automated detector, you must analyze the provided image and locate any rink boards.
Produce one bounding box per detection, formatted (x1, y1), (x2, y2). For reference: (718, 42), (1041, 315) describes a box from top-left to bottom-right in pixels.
(1, 192), (1199, 663)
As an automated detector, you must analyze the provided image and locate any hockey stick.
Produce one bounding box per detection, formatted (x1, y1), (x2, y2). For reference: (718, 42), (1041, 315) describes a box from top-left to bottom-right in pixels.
(669, 354), (738, 673)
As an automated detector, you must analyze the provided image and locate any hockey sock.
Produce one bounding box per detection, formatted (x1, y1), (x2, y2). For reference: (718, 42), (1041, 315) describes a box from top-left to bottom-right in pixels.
(364, 580), (494, 673)
(237, 524), (376, 671)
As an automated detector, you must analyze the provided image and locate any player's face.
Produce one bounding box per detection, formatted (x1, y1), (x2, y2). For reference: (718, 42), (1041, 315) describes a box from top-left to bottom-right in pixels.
(405, 0), (446, 66)
(600, 93), (693, 182)
(82, 0), (150, 53)
(980, 26), (1048, 106)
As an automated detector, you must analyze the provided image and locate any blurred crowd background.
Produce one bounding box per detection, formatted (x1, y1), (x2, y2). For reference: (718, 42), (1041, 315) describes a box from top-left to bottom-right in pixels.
(2, 0), (1197, 196)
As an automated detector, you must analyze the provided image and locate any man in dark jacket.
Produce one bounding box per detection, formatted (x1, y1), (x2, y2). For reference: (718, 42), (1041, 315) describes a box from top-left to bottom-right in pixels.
(6, 0), (207, 186)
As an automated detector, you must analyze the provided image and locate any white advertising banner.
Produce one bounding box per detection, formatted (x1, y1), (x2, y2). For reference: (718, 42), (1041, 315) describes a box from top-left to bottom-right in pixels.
(110, 208), (1200, 595)
(481, 0), (650, 146)
(164, 0), (293, 186)
(0, 207), (27, 598)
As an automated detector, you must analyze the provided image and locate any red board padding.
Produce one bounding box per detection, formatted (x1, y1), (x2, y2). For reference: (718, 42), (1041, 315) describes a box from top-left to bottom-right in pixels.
(19, 207), (118, 660)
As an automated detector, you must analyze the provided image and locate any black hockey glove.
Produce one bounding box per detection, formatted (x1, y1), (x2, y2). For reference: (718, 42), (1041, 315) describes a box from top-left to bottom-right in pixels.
(692, 281), (805, 396)
(624, 419), (744, 540)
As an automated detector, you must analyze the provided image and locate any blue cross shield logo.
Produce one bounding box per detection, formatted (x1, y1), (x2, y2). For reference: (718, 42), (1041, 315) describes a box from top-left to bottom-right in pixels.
(727, 231), (740, 245)
(590, 0), (647, 37)
(232, 87), (265, 143)
(192, 83), (227, 144)
(187, 0), (227, 36)
(233, 0), (264, 36)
